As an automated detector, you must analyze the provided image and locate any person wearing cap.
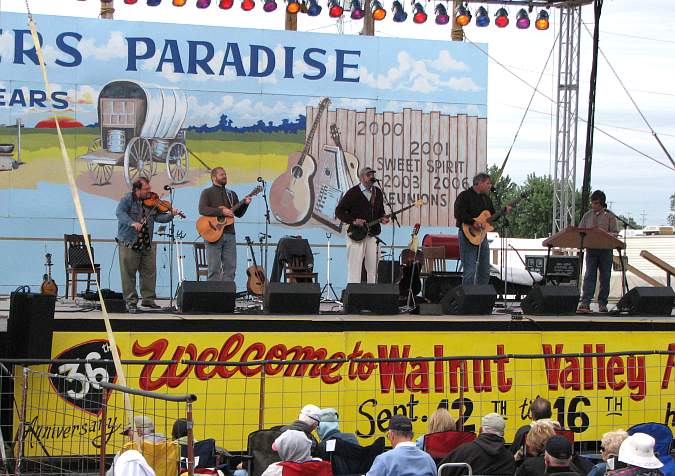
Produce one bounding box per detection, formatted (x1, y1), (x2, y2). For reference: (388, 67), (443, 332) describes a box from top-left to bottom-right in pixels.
(281, 404), (321, 452)
(543, 435), (579, 476)
(122, 415), (166, 443)
(365, 414), (436, 476)
(439, 413), (515, 476)
(335, 166), (389, 284)
(612, 433), (665, 476)
(316, 408), (359, 445)
(577, 189), (619, 314)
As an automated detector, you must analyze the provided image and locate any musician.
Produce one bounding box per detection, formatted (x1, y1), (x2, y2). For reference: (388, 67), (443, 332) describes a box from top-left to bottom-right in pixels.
(198, 167), (251, 282)
(578, 190), (618, 314)
(116, 177), (182, 313)
(454, 173), (510, 285)
(336, 167), (389, 283)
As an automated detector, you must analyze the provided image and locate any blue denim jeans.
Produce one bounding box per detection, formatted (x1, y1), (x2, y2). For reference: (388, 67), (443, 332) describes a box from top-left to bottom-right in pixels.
(206, 233), (237, 282)
(581, 248), (613, 306)
(459, 228), (491, 285)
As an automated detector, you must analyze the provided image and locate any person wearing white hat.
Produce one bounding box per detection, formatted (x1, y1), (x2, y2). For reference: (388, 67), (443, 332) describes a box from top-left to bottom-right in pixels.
(612, 433), (665, 476)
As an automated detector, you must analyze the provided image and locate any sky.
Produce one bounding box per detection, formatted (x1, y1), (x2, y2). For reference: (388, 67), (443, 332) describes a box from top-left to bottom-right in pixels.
(0, 0), (673, 226)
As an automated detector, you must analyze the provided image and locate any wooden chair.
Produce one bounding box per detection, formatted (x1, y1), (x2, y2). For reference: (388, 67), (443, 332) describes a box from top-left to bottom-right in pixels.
(193, 243), (209, 281)
(63, 234), (100, 299)
(284, 255), (318, 283)
(422, 246), (447, 274)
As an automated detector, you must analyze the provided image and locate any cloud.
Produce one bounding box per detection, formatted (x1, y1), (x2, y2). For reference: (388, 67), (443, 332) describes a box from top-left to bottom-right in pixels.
(360, 50), (480, 94)
(78, 31), (127, 61)
(186, 94), (307, 126)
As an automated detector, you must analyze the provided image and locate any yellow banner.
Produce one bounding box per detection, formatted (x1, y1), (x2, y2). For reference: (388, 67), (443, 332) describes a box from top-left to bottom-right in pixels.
(15, 330), (675, 456)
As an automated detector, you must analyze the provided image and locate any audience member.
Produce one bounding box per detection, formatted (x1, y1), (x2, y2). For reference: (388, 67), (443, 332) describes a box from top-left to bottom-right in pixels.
(587, 430), (629, 476)
(262, 430), (322, 476)
(613, 433), (665, 476)
(439, 413), (515, 476)
(316, 408), (359, 445)
(281, 404), (321, 449)
(415, 407), (456, 449)
(122, 416), (166, 443)
(543, 435), (579, 476)
(106, 449), (156, 476)
(515, 420), (558, 476)
(172, 418), (189, 444)
(366, 414), (436, 476)
(511, 398), (553, 455)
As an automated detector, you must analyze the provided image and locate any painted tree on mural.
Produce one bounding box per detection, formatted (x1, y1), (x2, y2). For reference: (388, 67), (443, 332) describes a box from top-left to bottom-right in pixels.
(668, 192), (675, 227)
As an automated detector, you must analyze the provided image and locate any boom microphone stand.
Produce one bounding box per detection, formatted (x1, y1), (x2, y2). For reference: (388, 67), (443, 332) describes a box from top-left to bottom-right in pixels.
(258, 177), (271, 274)
(375, 178), (400, 284)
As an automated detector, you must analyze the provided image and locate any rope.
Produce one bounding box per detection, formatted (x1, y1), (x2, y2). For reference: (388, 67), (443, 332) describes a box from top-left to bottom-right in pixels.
(463, 32), (675, 173)
(26, 6), (137, 445)
(582, 22), (675, 169)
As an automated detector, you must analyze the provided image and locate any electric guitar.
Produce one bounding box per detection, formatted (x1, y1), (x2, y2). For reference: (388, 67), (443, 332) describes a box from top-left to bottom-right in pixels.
(244, 236), (266, 296)
(462, 190), (530, 246)
(196, 186), (262, 243)
(269, 97), (330, 226)
(41, 253), (58, 296)
(347, 199), (426, 242)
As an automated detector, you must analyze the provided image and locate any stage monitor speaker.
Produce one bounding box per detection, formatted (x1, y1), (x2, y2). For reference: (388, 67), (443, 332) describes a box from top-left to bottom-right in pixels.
(377, 260), (401, 284)
(423, 273), (463, 303)
(177, 281), (236, 313)
(521, 285), (580, 315)
(616, 287), (674, 316)
(264, 282), (321, 314)
(441, 285), (496, 315)
(8, 292), (56, 359)
(343, 283), (399, 314)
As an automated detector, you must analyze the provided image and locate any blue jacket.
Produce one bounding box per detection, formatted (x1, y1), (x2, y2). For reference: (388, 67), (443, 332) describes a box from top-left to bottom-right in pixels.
(116, 192), (173, 246)
(366, 442), (437, 476)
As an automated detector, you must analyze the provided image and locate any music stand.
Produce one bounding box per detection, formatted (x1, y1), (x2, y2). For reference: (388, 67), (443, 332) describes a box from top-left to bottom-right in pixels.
(542, 226), (626, 298)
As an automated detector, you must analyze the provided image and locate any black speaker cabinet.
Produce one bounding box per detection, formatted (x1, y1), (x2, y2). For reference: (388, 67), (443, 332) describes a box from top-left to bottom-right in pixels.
(177, 281), (236, 313)
(343, 283), (399, 314)
(616, 287), (674, 316)
(377, 260), (401, 284)
(264, 282), (321, 314)
(8, 292), (56, 359)
(423, 273), (463, 303)
(521, 285), (580, 315)
(441, 284), (496, 315)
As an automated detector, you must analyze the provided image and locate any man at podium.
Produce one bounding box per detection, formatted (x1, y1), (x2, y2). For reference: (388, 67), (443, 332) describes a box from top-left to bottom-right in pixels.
(577, 190), (618, 313)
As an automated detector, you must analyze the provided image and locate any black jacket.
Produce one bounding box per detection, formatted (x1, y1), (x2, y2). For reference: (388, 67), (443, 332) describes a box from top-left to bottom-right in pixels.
(440, 433), (516, 476)
(515, 455), (585, 476)
(510, 425), (531, 454)
(454, 187), (495, 228)
(335, 185), (386, 237)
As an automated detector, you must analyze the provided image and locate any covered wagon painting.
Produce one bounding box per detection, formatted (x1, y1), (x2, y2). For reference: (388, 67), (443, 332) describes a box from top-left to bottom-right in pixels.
(78, 80), (189, 186)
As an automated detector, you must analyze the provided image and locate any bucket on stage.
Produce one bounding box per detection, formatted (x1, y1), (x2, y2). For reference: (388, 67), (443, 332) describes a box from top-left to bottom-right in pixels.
(107, 129), (126, 153)
(422, 234), (460, 260)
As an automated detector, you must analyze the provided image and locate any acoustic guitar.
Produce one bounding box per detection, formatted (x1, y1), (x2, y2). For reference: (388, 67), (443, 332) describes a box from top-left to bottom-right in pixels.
(244, 236), (266, 296)
(398, 224), (424, 297)
(41, 253), (58, 296)
(196, 186), (262, 243)
(462, 190), (530, 246)
(269, 97), (330, 226)
(347, 199), (426, 242)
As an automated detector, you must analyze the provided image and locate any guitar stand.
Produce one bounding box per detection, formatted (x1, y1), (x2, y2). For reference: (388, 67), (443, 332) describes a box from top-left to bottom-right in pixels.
(321, 233), (341, 303)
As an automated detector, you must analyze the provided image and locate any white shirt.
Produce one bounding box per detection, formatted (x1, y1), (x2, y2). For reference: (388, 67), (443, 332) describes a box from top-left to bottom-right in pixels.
(359, 183), (373, 202)
(106, 450), (156, 476)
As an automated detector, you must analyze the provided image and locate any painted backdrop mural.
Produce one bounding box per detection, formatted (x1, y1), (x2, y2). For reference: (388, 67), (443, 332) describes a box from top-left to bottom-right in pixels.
(0, 13), (487, 294)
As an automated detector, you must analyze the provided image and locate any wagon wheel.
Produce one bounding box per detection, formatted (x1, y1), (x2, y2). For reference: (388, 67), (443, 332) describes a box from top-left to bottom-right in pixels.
(85, 139), (113, 185)
(166, 142), (189, 184)
(123, 137), (154, 186)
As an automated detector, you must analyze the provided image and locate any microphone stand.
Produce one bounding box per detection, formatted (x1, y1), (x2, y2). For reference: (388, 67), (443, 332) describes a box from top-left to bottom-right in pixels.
(164, 186), (177, 311)
(605, 208), (634, 300)
(259, 179), (271, 274)
(492, 188), (510, 312)
(376, 178), (400, 284)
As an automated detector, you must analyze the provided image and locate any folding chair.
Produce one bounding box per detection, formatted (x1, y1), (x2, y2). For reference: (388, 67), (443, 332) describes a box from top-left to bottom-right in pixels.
(278, 460), (333, 476)
(64, 233), (100, 298)
(423, 431), (476, 463)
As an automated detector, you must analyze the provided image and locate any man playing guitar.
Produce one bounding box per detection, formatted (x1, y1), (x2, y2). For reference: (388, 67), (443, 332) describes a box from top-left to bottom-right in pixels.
(335, 167), (390, 283)
(454, 173), (511, 285)
(198, 167), (251, 282)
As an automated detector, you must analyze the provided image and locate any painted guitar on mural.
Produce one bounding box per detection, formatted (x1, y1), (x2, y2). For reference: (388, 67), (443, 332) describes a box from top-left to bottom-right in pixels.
(269, 98), (330, 226)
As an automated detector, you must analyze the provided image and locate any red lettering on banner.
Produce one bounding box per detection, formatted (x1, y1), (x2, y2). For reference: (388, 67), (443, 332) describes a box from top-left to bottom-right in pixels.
(195, 347), (219, 380)
(472, 359), (492, 392)
(348, 342), (364, 380)
(607, 356), (626, 391)
(494, 345), (512, 392)
(661, 344), (675, 389)
(627, 356), (646, 401)
(434, 345), (444, 392)
(133, 338), (169, 391)
(543, 344), (564, 389)
(406, 361), (429, 393)
(378, 345), (410, 393)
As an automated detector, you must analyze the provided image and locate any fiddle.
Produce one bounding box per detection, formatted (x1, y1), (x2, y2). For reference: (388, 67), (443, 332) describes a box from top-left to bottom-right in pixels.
(143, 192), (186, 218)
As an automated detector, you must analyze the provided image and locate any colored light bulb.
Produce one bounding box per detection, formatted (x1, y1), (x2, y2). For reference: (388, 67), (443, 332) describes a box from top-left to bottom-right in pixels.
(241, 0), (255, 10)
(350, 0), (363, 20)
(412, 3), (427, 24)
(219, 0), (233, 7)
(307, 0), (322, 16)
(124, 0), (138, 4)
(516, 8), (530, 29)
(371, 0), (386, 20)
(196, 0), (211, 7)
(147, 0), (161, 5)
(535, 10), (550, 30)
(328, 0), (343, 17)
(287, 0), (301, 13)
(173, 0), (187, 5)
(454, 4), (471, 26)
(475, 6), (489, 27)
(495, 7), (509, 28)
(435, 3), (449, 25)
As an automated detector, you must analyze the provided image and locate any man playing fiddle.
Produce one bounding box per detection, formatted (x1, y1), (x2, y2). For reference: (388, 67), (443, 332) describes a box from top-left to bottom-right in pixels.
(116, 177), (183, 313)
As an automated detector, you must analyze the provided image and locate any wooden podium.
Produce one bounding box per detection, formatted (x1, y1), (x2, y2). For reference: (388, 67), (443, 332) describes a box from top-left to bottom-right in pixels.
(542, 226), (627, 293)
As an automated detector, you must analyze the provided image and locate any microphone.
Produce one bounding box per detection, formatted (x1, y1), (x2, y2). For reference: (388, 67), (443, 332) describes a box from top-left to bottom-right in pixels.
(490, 186), (496, 193)
(257, 177), (265, 183)
(163, 185), (174, 191)
(370, 177), (379, 183)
